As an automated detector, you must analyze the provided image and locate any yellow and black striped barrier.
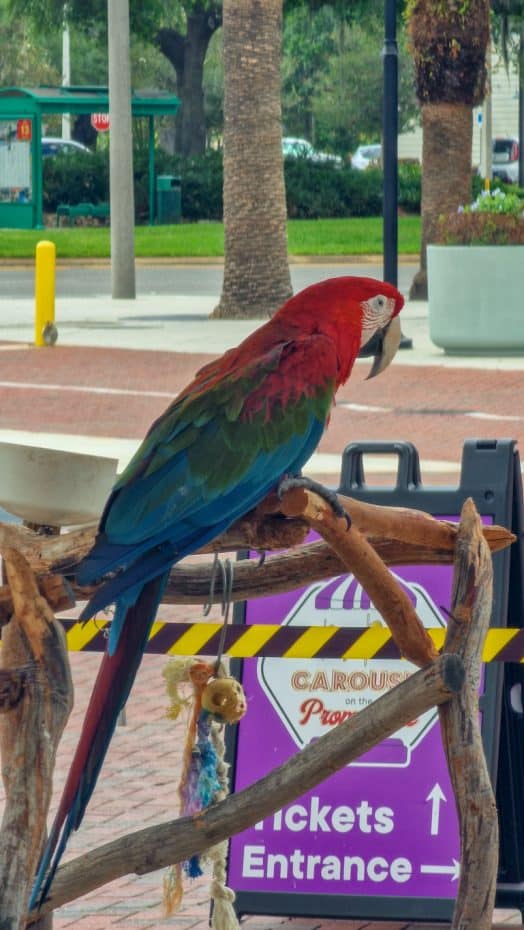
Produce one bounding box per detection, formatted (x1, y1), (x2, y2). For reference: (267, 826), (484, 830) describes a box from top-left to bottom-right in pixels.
(62, 619), (524, 663)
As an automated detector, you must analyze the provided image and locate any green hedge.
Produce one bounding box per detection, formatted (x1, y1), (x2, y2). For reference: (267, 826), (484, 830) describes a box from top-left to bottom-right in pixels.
(43, 150), (109, 212)
(43, 148), (224, 221)
(44, 148), (424, 221)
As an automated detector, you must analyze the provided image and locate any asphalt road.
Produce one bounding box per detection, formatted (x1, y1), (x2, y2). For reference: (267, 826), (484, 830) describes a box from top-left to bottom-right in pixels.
(0, 261), (418, 299)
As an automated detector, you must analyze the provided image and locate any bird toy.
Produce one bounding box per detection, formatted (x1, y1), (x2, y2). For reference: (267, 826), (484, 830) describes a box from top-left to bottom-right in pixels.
(162, 657), (247, 929)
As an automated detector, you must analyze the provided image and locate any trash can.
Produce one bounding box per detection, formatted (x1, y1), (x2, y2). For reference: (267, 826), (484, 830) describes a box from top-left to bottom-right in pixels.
(156, 175), (181, 224)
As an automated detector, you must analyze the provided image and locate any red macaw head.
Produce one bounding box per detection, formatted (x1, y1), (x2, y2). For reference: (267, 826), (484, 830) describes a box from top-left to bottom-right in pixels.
(350, 277), (404, 379)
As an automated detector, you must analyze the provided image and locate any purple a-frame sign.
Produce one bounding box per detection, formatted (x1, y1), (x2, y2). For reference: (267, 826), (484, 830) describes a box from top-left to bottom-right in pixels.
(226, 439), (516, 922)
(228, 557), (461, 910)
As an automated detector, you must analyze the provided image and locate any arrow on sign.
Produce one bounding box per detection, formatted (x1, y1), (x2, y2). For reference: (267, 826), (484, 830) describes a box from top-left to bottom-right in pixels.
(421, 859), (460, 881)
(426, 782), (446, 835)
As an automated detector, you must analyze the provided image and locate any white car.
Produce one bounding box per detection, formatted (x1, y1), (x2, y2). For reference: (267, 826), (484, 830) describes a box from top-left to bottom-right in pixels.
(492, 138), (519, 184)
(282, 137), (342, 167)
(351, 143), (382, 170)
(42, 137), (92, 157)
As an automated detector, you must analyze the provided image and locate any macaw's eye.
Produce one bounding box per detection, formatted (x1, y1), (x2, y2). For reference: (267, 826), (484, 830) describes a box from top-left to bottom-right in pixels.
(369, 294), (394, 323)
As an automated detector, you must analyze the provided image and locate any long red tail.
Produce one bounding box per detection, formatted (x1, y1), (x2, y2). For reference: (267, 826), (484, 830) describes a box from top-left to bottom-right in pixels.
(29, 575), (166, 910)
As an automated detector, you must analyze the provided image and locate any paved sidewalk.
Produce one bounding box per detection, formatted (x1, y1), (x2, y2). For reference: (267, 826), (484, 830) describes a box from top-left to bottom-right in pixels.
(2, 290), (524, 486)
(1, 271), (523, 928)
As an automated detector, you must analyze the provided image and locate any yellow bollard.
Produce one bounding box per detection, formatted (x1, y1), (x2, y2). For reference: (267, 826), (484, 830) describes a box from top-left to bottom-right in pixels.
(35, 240), (57, 347)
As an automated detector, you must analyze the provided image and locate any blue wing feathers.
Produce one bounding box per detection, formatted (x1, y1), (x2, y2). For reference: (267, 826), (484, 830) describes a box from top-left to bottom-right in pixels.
(79, 418), (324, 621)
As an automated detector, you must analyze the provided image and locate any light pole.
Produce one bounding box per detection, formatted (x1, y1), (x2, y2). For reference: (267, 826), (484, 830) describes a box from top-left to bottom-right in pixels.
(382, 0), (412, 348)
(108, 0), (136, 299)
(519, 21), (524, 187)
(382, 0), (398, 289)
(61, 18), (71, 141)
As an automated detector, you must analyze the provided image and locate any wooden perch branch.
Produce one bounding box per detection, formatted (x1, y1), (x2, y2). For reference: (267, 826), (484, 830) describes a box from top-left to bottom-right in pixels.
(279, 486), (438, 667)
(0, 549), (73, 930)
(438, 498), (498, 930)
(30, 652), (463, 917)
(0, 498), (514, 619)
(0, 489), (507, 926)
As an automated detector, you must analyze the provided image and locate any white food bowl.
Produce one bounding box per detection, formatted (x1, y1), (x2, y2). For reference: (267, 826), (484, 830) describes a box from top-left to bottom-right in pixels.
(0, 442), (118, 527)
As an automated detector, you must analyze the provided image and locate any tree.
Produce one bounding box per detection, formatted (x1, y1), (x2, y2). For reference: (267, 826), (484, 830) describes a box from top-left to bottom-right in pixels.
(407, 0), (491, 299)
(0, 0), (59, 86)
(213, 0), (292, 318)
(281, 4), (337, 143)
(202, 28), (224, 146)
(8, 0), (214, 156)
(156, 1), (222, 155)
(310, 13), (419, 156)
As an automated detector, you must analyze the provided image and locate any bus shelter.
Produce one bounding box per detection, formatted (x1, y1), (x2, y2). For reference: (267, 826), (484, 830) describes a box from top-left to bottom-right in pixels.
(0, 86), (180, 228)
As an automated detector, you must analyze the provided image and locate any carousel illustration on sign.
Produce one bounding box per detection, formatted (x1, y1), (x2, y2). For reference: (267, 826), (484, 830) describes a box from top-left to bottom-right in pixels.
(257, 571), (447, 768)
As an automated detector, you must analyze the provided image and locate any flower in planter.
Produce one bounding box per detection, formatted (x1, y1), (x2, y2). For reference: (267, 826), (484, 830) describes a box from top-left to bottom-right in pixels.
(464, 187), (523, 216)
(436, 186), (524, 246)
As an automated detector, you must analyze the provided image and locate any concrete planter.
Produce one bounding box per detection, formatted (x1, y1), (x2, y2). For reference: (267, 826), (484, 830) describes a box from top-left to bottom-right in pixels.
(428, 244), (524, 354)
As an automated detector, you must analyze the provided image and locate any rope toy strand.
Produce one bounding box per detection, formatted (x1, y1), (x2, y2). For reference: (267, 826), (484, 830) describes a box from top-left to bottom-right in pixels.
(162, 656), (246, 927)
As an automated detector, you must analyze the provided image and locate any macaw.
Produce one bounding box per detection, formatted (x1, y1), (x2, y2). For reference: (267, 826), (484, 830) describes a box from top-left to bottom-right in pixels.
(29, 275), (403, 908)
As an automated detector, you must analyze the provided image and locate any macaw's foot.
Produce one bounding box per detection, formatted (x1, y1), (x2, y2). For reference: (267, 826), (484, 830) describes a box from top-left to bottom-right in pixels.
(277, 476), (351, 527)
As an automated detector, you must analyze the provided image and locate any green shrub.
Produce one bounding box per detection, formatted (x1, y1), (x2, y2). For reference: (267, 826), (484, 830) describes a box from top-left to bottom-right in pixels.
(43, 149), (427, 222)
(284, 159), (383, 218)
(44, 147), (223, 222)
(43, 150), (109, 212)
(176, 150), (223, 221)
(398, 161), (421, 213)
(436, 212), (524, 245)
(436, 188), (524, 245)
(132, 148), (223, 221)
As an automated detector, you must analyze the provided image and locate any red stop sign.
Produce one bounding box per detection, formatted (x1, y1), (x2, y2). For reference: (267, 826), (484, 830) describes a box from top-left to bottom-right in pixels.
(91, 113), (110, 132)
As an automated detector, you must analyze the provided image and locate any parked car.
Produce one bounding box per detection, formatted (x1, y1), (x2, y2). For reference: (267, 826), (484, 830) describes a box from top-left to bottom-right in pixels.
(42, 137), (92, 157)
(351, 143), (382, 170)
(282, 136), (343, 167)
(491, 137), (520, 184)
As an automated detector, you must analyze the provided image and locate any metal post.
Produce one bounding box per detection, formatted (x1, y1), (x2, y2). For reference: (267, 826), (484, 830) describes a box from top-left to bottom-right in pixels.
(382, 0), (398, 288)
(480, 45), (492, 185)
(108, 0), (136, 299)
(62, 22), (71, 141)
(35, 241), (57, 347)
(33, 112), (44, 230)
(519, 22), (524, 187)
(148, 115), (155, 226)
(383, 0), (412, 349)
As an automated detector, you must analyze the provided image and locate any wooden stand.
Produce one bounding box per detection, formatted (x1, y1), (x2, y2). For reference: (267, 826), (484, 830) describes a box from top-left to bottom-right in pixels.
(0, 491), (513, 928)
(0, 549), (73, 930)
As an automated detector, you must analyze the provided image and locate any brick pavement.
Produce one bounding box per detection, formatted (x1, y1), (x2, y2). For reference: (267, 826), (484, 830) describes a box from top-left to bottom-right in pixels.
(2, 342), (524, 480)
(1, 339), (523, 928)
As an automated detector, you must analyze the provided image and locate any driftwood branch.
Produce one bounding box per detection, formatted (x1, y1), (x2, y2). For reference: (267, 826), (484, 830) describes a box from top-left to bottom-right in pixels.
(0, 490), (508, 927)
(0, 549), (73, 930)
(438, 498), (498, 929)
(30, 652), (463, 917)
(0, 497), (514, 619)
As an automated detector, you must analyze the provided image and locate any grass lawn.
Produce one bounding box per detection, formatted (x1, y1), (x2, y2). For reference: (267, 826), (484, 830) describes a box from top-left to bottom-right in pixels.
(0, 216), (421, 260)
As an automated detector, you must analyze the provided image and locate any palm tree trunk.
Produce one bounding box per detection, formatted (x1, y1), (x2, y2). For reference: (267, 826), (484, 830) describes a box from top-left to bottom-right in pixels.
(407, 0), (490, 300)
(410, 103), (474, 298)
(213, 0), (292, 319)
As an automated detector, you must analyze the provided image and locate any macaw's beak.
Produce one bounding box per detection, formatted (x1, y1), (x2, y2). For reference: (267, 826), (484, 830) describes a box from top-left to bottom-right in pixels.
(359, 316), (402, 380)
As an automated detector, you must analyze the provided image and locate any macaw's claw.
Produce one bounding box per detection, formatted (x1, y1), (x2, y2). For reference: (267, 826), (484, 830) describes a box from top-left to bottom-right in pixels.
(277, 476), (351, 528)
